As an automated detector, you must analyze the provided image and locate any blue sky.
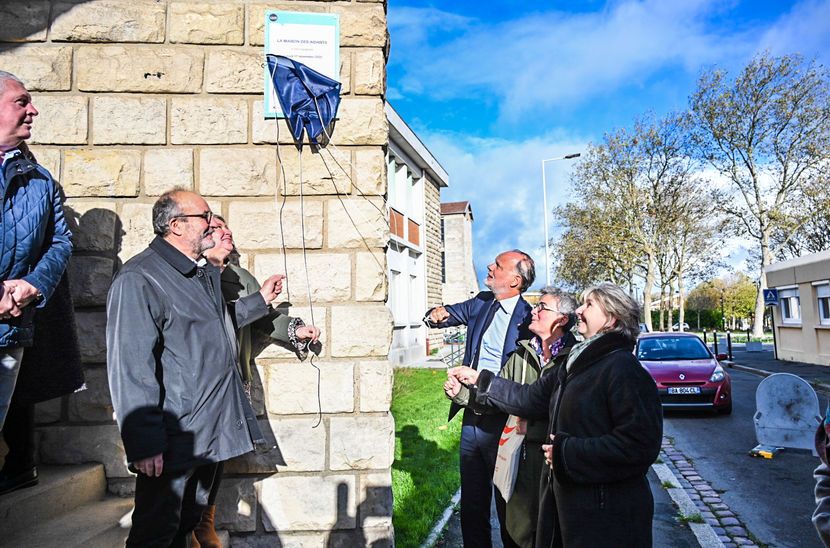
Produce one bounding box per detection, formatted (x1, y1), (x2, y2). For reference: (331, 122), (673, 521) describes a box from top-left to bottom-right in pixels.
(385, 0), (830, 289)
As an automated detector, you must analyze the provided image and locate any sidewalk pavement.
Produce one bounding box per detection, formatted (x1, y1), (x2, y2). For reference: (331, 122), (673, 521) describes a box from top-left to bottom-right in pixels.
(722, 346), (830, 395)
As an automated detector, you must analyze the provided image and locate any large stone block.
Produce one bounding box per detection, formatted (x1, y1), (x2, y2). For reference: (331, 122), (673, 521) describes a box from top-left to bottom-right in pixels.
(353, 148), (386, 196)
(333, 3), (387, 47)
(28, 96), (87, 145)
(353, 49), (385, 95)
(252, 100), (305, 145)
(205, 49), (262, 93)
(51, 1), (165, 42)
(262, 361), (354, 414)
(62, 149), (141, 198)
(329, 415), (394, 470)
(257, 475), (356, 531)
(169, 2), (244, 44)
(68, 256), (114, 307)
(92, 96), (166, 145)
(224, 417), (326, 474)
(171, 97), (247, 144)
(281, 147), (351, 195)
(232, 533), (327, 548)
(228, 200), (323, 250)
(118, 202), (154, 263)
(67, 367), (114, 422)
(215, 478), (257, 532)
(359, 472), (393, 527)
(253, 306), (328, 360)
(340, 51), (352, 94)
(326, 197), (387, 249)
(248, 3), (328, 47)
(254, 253), (350, 304)
(63, 201), (118, 252)
(38, 424), (129, 478)
(330, 305), (392, 357)
(331, 98), (387, 146)
(77, 46), (204, 93)
(199, 148), (276, 196)
(354, 251), (385, 302)
(329, 527), (393, 548)
(144, 149), (194, 195)
(28, 147), (60, 179)
(75, 310), (107, 363)
(359, 361), (393, 412)
(0, 1), (49, 42)
(0, 46), (72, 90)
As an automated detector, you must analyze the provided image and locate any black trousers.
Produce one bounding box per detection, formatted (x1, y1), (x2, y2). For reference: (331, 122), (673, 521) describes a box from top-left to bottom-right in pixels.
(127, 462), (219, 548)
(459, 410), (518, 548)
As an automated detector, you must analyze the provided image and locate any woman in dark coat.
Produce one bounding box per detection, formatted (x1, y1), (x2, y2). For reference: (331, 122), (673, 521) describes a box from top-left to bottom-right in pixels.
(448, 282), (663, 548)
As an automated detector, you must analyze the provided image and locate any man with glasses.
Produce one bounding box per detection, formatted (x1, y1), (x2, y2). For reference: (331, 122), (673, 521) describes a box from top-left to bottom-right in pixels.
(424, 249), (535, 548)
(106, 188), (284, 547)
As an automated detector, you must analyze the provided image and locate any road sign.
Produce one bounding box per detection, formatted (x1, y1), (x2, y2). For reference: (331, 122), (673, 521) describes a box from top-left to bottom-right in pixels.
(763, 288), (779, 306)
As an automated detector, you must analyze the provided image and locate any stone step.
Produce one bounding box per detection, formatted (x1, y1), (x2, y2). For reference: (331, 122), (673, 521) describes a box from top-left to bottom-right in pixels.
(0, 463), (106, 538)
(2, 495), (134, 548)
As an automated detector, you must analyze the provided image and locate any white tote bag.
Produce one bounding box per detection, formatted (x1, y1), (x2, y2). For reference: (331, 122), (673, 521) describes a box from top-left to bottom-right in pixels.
(492, 362), (528, 501)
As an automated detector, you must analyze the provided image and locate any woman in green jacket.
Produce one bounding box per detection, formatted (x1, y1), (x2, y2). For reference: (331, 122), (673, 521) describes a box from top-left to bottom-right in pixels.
(448, 287), (577, 548)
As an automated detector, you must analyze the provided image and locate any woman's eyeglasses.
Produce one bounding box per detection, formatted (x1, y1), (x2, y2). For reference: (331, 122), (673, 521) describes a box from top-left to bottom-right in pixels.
(533, 302), (558, 314)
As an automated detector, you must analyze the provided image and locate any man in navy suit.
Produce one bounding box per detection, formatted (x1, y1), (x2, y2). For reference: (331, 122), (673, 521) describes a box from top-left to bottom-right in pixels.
(426, 249), (534, 548)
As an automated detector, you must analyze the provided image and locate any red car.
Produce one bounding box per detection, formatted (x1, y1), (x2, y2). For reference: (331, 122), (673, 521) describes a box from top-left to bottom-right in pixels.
(636, 332), (732, 415)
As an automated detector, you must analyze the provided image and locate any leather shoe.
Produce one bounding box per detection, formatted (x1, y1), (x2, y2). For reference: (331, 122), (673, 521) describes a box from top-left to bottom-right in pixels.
(0, 466), (38, 496)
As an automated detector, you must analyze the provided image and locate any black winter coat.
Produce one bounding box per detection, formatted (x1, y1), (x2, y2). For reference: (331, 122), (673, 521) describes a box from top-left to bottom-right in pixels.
(475, 332), (663, 548)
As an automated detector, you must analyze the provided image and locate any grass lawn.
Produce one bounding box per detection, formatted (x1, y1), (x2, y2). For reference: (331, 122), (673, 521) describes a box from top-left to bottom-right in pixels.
(391, 368), (462, 548)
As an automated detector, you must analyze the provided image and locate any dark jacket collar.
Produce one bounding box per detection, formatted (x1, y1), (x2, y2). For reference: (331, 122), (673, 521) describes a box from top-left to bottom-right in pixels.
(563, 332), (635, 379)
(149, 236), (201, 276)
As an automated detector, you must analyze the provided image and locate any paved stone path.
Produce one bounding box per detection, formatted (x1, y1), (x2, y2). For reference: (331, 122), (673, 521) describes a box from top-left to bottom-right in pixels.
(661, 436), (760, 547)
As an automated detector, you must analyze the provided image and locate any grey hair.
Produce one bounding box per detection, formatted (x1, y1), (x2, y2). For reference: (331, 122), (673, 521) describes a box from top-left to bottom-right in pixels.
(0, 71), (24, 93)
(152, 188), (187, 236)
(510, 249), (536, 292)
(540, 286), (578, 331)
(581, 282), (641, 342)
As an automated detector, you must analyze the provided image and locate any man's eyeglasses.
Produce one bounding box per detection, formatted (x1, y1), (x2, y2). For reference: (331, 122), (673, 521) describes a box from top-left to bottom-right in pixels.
(533, 302), (558, 314)
(175, 211), (214, 225)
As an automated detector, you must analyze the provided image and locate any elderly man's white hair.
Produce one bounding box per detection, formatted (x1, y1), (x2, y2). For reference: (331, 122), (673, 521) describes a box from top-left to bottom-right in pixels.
(0, 71), (25, 93)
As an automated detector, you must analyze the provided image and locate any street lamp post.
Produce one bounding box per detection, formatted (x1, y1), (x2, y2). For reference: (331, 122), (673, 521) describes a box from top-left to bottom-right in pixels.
(541, 153), (581, 286)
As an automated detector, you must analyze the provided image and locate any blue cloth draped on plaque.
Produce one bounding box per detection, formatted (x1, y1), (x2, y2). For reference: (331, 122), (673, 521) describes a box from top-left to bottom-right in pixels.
(266, 54), (342, 147)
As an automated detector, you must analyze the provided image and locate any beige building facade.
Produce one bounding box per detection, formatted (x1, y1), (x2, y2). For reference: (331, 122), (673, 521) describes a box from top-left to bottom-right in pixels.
(765, 250), (830, 366)
(1, 1), (394, 544)
(385, 103), (448, 364)
(441, 201), (479, 306)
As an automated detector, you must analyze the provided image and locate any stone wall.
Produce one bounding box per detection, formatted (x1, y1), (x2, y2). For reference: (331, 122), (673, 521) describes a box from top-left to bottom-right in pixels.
(424, 177), (443, 352)
(0, 0), (394, 544)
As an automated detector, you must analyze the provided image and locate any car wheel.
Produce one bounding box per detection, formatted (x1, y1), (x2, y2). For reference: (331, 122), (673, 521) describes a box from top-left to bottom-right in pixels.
(716, 402), (732, 415)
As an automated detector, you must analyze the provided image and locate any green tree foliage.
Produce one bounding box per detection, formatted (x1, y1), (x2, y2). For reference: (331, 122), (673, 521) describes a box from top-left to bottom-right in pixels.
(689, 53), (830, 336)
(554, 114), (722, 329)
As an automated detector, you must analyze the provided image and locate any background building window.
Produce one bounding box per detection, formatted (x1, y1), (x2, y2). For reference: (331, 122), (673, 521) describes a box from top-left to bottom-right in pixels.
(779, 287), (801, 324)
(817, 284), (830, 326)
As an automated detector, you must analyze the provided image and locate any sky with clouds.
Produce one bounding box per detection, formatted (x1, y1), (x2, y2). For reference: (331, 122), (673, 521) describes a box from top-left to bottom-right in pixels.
(385, 0), (830, 289)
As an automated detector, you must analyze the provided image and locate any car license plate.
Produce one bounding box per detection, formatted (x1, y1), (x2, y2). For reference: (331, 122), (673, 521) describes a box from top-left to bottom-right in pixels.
(668, 387), (701, 395)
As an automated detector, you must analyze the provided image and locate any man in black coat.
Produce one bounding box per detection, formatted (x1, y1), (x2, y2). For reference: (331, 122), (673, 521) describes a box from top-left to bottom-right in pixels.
(425, 249), (534, 548)
(107, 189), (284, 547)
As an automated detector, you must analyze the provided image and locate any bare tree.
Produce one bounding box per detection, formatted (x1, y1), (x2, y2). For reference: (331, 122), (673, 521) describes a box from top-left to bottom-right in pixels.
(690, 53), (830, 336)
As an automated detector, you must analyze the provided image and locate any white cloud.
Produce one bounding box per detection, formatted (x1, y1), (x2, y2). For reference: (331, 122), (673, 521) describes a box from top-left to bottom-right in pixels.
(421, 128), (589, 287)
(389, 0), (830, 122)
(389, 0), (748, 122)
(758, 0), (830, 62)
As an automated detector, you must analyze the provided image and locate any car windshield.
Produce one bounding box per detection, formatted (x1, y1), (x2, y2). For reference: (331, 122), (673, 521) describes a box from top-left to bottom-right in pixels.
(636, 337), (711, 361)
